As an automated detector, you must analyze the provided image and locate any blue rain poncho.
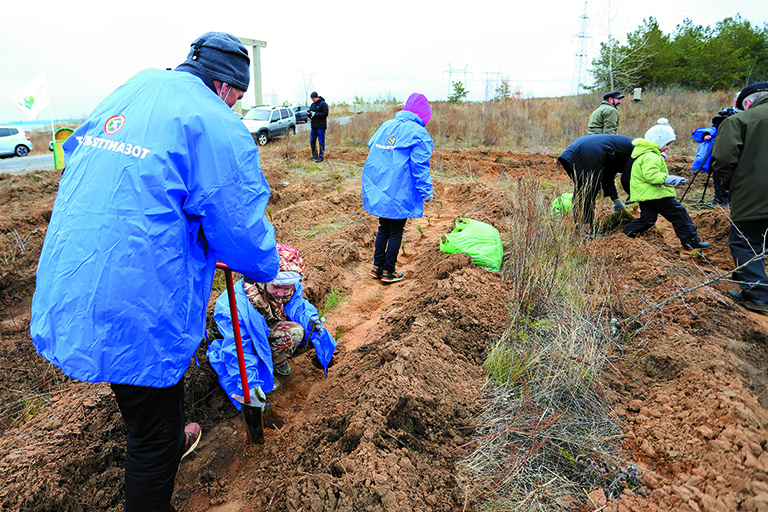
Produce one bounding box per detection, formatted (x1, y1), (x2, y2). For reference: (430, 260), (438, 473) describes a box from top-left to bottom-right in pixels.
(362, 101), (433, 220)
(30, 68), (279, 388)
(691, 126), (717, 172)
(210, 279), (337, 408)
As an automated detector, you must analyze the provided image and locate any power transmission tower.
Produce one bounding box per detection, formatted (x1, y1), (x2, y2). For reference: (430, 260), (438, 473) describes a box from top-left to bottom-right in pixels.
(483, 72), (504, 101)
(443, 64), (456, 98)
(483, 72), (493, 101)
(444, 64), (471, 99)
(572, 2), (591, 95)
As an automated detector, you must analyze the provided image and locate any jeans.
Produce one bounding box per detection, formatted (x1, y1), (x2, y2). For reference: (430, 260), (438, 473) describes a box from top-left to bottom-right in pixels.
(111, 379), (186, 512)
(729, 219), (768, 302)
(310, 128), (325, 159)
(373, 217), (407, 272)
(623, 197), (699, 246)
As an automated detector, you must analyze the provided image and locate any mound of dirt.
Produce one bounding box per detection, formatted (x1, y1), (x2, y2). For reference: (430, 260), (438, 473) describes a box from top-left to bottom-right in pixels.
(1, 148), (767, 512)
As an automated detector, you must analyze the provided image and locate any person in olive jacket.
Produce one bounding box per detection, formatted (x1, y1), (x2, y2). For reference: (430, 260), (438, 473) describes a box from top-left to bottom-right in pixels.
(711, 82), (768, 312)
(588, 91), (623, 134)
(308, 91), (329, 162)
(623, 119), (710, 250)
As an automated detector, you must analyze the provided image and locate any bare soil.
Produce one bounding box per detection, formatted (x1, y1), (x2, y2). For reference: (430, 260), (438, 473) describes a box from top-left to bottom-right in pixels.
(1, 147), (767, 512)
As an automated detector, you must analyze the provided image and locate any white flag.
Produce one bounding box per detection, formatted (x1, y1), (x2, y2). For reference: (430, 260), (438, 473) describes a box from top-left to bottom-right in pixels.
(11, 71), (50, 121)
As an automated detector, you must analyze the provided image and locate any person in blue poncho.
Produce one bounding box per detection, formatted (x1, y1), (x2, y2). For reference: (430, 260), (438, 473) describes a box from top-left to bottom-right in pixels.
(362, 93), (434, 284)
(29, 32), (279, 512)
(690, 107), (738, 206)
(210, 243), (337, 402)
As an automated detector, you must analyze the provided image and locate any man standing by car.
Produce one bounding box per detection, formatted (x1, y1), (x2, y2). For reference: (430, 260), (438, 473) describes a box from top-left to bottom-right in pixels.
(308, 91), (329, 162)
(30, 32), (279, 512)
(588, 91), (624, 134)
(711, 82), (768, 313)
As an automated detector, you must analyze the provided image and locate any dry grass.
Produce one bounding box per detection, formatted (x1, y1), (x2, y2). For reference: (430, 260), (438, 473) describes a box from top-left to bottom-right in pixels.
(325, 89), (735, 157)
(458, 180), (638, 510)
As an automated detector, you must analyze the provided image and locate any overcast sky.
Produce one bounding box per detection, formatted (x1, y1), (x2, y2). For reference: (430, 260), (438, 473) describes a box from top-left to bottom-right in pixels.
(1, 0), (767, 123)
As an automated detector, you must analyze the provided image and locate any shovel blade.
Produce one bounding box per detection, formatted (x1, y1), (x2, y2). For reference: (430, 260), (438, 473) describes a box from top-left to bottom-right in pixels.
(241, 401), (264, 444)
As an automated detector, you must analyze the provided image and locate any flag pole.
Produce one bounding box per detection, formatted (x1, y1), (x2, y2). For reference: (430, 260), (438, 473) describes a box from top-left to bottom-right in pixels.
(46, 75), (55, 151)
(48, 102), (55, 149)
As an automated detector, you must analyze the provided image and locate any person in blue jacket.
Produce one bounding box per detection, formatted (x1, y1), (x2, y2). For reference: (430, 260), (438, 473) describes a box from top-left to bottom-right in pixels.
(362, 93), (434, 284)
(690, 107), (737, 206)
(30, 32), (279, 512)
(209, 243), (337, 402)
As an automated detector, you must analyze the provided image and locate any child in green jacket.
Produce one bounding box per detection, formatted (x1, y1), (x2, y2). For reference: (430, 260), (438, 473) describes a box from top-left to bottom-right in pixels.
(623, 119), (710, 250)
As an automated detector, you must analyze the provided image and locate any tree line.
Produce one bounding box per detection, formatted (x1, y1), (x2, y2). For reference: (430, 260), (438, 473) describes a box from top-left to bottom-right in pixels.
(590, 15), (768, 92)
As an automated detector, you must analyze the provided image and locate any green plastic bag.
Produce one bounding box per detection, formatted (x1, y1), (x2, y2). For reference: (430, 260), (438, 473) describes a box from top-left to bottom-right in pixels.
(550, 192), (573, 217)
(439, 218), (503, 272)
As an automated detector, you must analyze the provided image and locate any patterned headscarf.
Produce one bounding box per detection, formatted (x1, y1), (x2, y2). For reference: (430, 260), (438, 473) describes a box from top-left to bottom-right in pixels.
(270, 243), (305, 286)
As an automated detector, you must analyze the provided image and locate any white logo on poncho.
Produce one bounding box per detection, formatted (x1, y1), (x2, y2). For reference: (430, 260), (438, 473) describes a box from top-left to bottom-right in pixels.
(75, 135), (151, 159)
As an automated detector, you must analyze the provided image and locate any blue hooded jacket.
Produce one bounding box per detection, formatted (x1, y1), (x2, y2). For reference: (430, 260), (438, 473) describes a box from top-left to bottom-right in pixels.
(30, 68), (279, 388)
(210, 280), (337, 408)
(362, 93), (433, 219)
(691, 126), (717, 172)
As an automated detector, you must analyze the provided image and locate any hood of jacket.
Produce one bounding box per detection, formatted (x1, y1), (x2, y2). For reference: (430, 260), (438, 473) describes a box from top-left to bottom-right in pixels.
(631, 138), (661, 159)
(403, 93), (431, 125)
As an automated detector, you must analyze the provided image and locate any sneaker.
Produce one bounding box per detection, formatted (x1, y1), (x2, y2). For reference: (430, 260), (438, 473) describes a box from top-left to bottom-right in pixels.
(316, 156), (324, 163)
(682, 240), (711, 250)
(271, 378), (280, 391)
(728, 289), (768, 313)
(274, 361), (291, 376)
(370, 265), (383, 279)
(181, 423), (201, 460)
(381, 270), (404, 284)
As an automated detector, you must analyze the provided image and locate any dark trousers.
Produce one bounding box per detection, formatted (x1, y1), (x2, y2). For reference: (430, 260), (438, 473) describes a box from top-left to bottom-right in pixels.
(569, 170), (602, 232)
(729, 219), (768, 302)
(111, 379), (185, 512)
(623, 197), (700, 245)
(310, 129), (325, 158)
(711, 172), (729, 203)
(373, 217), (407, 272)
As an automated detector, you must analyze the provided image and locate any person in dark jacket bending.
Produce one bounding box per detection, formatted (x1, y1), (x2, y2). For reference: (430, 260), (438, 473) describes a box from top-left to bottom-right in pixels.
(308, 91), (329, 162)
(557, 134), (634, 233)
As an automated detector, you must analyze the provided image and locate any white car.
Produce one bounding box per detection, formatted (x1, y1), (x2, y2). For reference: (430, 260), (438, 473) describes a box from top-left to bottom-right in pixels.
(0, 126), (33, 157)
(241, 106), (296, 146)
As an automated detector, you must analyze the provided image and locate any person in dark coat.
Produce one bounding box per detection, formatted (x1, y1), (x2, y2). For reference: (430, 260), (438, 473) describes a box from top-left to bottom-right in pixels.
(308, 91), (329, 162)
(711, 82), (768, 312)
(557, 134), (634, 233)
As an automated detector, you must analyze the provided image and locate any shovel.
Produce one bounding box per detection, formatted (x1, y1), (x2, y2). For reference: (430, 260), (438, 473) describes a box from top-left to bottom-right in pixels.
(216, 262), (265, 444)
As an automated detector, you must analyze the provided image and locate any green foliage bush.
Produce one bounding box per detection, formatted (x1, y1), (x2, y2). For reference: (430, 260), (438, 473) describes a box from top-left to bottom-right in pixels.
(591, 15), (768, 91)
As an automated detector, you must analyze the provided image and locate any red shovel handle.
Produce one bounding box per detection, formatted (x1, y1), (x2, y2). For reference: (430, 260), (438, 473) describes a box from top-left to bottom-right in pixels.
(216, 262), (251, 404)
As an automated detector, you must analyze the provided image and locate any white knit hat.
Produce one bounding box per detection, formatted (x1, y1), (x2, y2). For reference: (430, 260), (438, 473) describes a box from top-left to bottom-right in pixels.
(644, 118), (676, 148)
